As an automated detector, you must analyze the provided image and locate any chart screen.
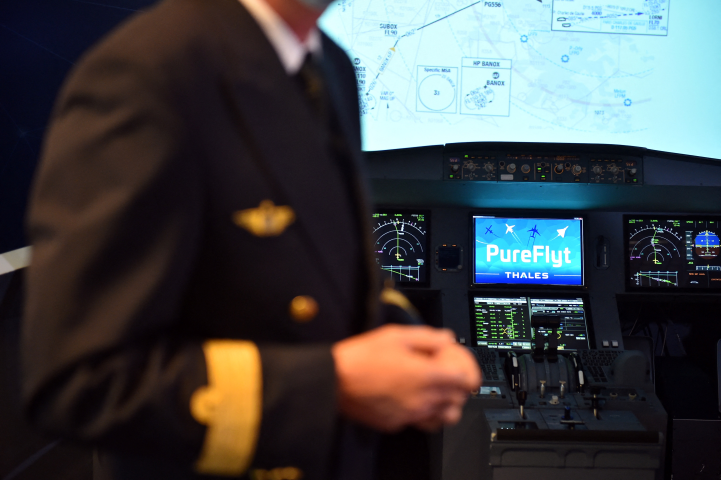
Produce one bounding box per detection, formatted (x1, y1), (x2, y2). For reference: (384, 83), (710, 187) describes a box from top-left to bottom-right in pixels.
(320, 0), (721, 161)
(472, 295), (591, 351)
(472, 215), (584, 286)
(371, 211), (429, 284)
(625, 216), (721, 290)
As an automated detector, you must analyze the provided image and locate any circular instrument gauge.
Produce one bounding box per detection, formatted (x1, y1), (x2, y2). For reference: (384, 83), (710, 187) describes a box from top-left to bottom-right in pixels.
(372, 213), (428, 283)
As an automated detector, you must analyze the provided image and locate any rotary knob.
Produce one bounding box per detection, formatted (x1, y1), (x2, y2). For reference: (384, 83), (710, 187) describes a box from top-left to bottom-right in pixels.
(467, 163), (476, 171)
(611, 166), (620, 175)
(521, 164), (531, 174)
(592, 165), (603, 175)
(484, 163), (494, 173)
(451, 164), (459, 173)
(507, 163), (516, 173)
(628, 168), (637, 176)
(554, 164), (564, 174)
(572, 165), (582, 175)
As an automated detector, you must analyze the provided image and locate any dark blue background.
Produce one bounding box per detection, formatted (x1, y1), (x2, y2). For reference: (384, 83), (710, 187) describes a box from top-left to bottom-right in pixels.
(0, 0), (155, 253)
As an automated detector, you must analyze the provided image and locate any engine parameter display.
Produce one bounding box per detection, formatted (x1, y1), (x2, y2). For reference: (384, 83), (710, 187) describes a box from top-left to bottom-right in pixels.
(471, 296), (590, 351)
(625, 216), (721, 290)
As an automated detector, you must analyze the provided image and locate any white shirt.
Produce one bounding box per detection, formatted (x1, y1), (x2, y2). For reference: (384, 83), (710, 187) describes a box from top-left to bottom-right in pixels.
(237, 0), (321, 75)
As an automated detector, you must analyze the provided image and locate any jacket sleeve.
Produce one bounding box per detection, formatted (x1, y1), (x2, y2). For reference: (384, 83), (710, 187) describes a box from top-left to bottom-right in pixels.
(21, 27), (337, 478)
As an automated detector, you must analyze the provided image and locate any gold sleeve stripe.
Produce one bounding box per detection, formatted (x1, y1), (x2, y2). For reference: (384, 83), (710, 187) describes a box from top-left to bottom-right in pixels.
(191, 340), (262, 476)
(380, 287), (419, 317)
(0, 246), (32, 275)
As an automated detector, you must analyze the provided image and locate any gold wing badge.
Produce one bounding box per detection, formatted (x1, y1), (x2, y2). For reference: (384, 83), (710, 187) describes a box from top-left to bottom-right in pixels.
(233, 200), (295, 237)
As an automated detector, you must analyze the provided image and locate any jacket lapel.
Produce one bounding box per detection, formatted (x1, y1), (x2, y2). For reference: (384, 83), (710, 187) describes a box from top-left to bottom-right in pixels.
(214, 1), (363, 309)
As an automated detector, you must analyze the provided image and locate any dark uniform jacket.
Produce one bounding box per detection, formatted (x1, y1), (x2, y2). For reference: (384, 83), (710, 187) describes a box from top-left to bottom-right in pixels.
(22, 0), (414, 478)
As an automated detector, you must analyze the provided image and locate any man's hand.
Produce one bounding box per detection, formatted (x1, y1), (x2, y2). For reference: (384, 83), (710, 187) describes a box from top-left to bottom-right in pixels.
(331, 325), (481, 432)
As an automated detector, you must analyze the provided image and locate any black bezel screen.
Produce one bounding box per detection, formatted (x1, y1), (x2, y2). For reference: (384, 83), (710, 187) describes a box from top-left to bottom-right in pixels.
(470, 294), (592, 352)
(371, 210), (430, 285)
(625, 215), (721, 290)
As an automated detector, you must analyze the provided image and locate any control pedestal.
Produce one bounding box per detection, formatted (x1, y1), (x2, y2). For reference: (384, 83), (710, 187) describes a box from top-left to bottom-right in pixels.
(444, 348), (667, 480)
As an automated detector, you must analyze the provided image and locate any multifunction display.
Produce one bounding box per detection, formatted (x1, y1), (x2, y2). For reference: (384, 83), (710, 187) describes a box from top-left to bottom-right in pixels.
(371, 211), (428, 284)
(625, 216), (721, 290)
(472, 215), (584, 286)
(472, 296), (590, 351)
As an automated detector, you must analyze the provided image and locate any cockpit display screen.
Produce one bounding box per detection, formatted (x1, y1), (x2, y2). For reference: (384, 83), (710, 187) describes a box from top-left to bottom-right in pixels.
(371, 211), (429, 284)
(625, 216), (721, 290)
(471, 295), (591, 351)
(472, 215), (584, 286)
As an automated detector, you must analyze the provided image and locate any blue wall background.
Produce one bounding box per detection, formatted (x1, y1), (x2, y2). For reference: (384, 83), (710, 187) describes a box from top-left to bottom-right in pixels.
(0, 0), (155, 253)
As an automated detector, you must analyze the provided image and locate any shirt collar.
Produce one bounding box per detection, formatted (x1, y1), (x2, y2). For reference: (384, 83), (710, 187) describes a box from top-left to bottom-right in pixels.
(237, 0), (321, 75)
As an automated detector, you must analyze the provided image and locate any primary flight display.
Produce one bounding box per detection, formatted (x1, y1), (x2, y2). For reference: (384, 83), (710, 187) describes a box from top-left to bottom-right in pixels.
(320, 0), (721, 160)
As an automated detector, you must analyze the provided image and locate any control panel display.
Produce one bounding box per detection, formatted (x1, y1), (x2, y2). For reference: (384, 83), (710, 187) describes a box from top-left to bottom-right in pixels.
(371, 211), (429, 284)
(472, 296), (591, 351)
(472, 215), (584, 286)
(625, 216), (721, 290)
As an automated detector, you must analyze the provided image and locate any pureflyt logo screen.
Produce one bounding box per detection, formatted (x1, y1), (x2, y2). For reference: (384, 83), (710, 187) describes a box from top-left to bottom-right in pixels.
(473, 216), (584, 286)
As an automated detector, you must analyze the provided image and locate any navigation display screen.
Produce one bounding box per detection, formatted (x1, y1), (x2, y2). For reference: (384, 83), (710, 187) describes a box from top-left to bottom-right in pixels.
(625, 216), (721, 290)
(472, 215), (584, 286)
(471, 296), (590, 351)
(371, 211), (429, 284)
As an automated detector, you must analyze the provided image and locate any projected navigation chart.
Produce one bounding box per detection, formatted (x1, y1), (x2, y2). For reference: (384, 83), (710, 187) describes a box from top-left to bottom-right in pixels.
(314, 0), (721, 161)
(372, 212), (428, 283)
(551, 0), (669, 35)
(473, 217), (583, 285)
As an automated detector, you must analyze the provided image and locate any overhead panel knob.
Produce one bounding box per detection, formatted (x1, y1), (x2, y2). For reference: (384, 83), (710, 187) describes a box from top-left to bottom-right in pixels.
(572, 165), (582, 175)
(592, 165), (603, 175)
(507, 163), (516, 173)
(484, 163), (494, 173)
(521, 164), (531, 174)
(554, 164), (564, 174)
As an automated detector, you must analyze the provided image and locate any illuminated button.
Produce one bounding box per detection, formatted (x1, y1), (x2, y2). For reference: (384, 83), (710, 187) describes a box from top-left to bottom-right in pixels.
(611, 340), (619, 348)
(289, 296), (318, 323)
(602, 340), (610, 347)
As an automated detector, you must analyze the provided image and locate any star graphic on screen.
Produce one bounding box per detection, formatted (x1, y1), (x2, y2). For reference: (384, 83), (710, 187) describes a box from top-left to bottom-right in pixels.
(505, 224), (515, 234)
